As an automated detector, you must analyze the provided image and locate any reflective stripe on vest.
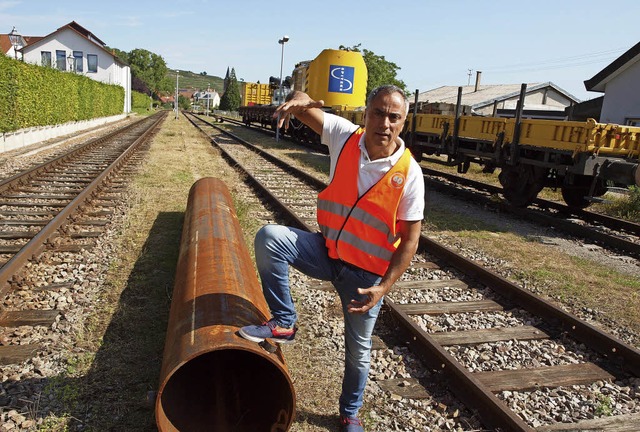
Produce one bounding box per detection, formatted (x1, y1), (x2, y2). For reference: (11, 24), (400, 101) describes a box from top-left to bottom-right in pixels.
(317, 128), (411, 276)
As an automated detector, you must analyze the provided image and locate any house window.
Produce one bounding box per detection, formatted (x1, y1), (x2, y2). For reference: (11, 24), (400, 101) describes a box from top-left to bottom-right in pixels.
(626, 118), (640, 127)
(73, 51), (83, 72)
(87, 54), (98, 73)
(56, 50), (66, 71)
(41, 51), (52, 67)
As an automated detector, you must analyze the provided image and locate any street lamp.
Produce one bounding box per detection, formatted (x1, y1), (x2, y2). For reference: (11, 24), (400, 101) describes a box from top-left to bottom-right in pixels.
(276, 35), (289, 142)
(8, 26), (22, 60)
(67, 53), (75, 72)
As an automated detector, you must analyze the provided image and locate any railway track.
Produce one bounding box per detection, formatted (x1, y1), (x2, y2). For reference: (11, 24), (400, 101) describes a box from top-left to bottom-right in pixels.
(185, 111), (640, 431)
(0, 112), (166, 365)
(421, 166), (640, 258)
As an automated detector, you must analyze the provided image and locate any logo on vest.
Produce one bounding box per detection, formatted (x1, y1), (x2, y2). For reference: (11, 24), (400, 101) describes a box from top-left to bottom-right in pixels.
(390, 173), (405, 188)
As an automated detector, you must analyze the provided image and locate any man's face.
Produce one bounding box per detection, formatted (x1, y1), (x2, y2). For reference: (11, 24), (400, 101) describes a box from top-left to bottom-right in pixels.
(363, 91), (407, 154)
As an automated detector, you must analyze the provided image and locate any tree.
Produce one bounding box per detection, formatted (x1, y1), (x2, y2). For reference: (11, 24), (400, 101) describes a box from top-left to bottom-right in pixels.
(223, 67), (231, 93)
(219, 68), (241, 111)
(107, 47), (129, 64)
(339, 44), (407, 96)
(131, 75), (150, 95)
(127, 48), (172, 95)
(178, 94), (191, 110)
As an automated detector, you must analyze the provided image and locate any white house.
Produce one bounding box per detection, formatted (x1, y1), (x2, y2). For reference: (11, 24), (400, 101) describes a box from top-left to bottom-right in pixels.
(16, 21), (131, 113)
(193, 89), (221, 110)
(584, 41), (640, 126)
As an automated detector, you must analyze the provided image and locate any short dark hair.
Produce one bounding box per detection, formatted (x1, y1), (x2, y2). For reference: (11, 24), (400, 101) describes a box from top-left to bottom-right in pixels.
(366, 85), (409, 115)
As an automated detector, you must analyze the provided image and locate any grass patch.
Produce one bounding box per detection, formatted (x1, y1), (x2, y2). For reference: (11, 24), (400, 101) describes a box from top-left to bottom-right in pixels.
(425, 206), (506, 234)
(596, 186), (640, 222)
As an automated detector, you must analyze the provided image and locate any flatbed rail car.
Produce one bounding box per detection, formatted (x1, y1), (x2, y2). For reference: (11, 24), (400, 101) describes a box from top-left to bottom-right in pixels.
(337, 86), (640, 208)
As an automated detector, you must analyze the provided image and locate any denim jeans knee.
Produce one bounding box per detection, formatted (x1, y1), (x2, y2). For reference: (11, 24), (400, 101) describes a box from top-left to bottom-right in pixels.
(255, 225), (335, 328)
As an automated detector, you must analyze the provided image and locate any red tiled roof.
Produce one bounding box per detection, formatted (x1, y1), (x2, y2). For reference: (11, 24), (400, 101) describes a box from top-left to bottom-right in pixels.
(1, 34), (42, 54)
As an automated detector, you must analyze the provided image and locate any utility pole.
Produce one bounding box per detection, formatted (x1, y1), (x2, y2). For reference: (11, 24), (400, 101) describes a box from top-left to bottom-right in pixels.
(467, 69), (473, 86)
(206, 83), (210, 116)
(175, 70), (179, 119)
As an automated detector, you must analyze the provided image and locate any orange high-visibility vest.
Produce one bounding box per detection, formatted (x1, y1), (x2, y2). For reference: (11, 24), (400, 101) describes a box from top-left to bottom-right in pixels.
(317, 128), (411, 276)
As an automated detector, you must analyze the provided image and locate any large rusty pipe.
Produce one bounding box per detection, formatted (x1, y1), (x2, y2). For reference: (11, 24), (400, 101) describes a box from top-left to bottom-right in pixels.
(156, 177), (295, 431)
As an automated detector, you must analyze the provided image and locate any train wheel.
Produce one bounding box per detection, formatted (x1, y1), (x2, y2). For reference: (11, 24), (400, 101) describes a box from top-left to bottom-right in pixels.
(560, 186), (591, 209)
(498, 165), (546, 207)
(561, 177), (607, 209)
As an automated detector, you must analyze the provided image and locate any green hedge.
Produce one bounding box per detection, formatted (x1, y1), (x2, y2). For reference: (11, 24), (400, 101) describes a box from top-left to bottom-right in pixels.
(132, 90), (151, 110)
(0, 54), (125, 133)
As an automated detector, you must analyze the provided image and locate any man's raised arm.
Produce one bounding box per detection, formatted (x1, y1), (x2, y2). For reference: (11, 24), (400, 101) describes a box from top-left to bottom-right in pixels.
(274, 91), (325, 136)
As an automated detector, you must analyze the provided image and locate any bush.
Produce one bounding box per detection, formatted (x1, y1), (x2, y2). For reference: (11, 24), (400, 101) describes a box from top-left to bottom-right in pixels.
(0, 55), (124, 133)
(602, 186), (640, 222)
(132, 90), (151, 110)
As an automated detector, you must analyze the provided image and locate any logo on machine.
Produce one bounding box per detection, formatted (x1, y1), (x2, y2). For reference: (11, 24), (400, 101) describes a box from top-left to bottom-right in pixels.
(328, 65), (354, 94)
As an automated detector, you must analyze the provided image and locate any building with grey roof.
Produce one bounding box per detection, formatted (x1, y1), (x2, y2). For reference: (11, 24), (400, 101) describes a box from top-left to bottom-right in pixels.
(417, 73), (580, 119)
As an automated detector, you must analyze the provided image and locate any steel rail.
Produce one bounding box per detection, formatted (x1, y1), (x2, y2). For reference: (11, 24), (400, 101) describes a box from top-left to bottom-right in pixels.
(414, 236), (640, 376)
(423, 173), (640, 257)
(422, 166), (640, 237)
(0, 115), (153, 195)
(0, 112), (165, 299)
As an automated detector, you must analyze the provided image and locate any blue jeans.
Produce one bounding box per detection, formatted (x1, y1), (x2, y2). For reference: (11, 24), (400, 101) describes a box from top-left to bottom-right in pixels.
(255, 224), (383, 418)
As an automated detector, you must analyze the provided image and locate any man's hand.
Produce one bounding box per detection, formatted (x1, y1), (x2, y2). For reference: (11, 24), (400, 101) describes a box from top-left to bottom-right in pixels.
(273, 91), (324, 135)
(347, 285), (389, 314)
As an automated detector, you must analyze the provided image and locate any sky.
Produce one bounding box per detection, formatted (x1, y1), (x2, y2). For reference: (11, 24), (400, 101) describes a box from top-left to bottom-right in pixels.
(2, 0), (639, 102)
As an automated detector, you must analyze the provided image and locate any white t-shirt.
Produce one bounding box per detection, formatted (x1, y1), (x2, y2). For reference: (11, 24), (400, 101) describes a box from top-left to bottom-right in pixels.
(321, 113), (425, 222)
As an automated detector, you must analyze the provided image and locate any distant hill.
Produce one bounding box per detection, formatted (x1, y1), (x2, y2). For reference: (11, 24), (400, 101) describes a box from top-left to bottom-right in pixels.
(168, 69), (224, 93)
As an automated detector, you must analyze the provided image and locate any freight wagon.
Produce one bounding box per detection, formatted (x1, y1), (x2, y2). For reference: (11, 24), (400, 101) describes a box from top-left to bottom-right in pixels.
(240, 82), (273, 106)
(240, 50), (639, 208)
(337, 86), (639, 208)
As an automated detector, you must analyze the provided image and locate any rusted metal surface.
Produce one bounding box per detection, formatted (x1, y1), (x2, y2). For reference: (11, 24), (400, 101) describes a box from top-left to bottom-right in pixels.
(156, 177), (295, 431)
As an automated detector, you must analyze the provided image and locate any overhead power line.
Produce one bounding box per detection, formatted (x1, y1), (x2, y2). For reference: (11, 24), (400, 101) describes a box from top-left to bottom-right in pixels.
(480, 47), (627, 74)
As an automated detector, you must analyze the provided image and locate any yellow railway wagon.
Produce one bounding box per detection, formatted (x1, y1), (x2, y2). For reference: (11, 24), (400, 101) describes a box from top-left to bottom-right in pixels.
(407, 113), (640, 160)
(405, 111), (640, 208)
(516, 118), (640, 158)
(407, 114), (454, 136)
(240, 82), (273, 106)
(458, 116), (510, 142)
(333, 106), (365, 126)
